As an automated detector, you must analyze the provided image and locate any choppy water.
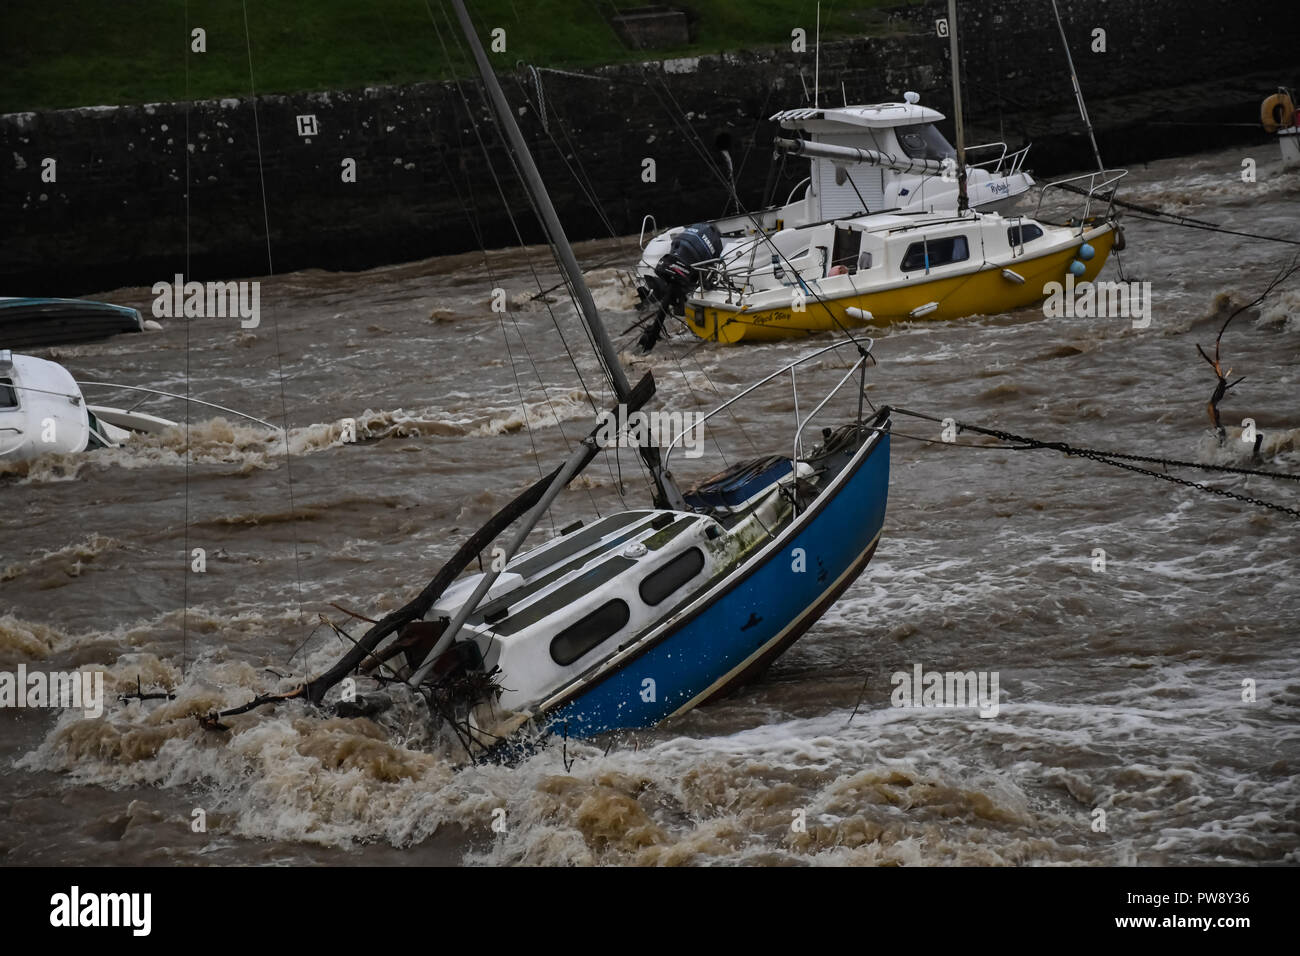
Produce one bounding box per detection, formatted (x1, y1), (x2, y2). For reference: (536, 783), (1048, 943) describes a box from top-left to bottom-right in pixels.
(2, 145), (1298, 866)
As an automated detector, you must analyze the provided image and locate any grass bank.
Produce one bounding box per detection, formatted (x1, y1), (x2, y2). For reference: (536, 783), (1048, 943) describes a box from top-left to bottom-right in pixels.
(1, 0), (909, 113)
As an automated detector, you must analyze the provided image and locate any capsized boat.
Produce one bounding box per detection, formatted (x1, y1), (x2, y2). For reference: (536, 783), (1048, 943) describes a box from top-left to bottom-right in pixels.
(296, 0), (893, 758)
(0, 350), (277, 462)
(0, 351), (172, 460)
(0, 296), (144, 349)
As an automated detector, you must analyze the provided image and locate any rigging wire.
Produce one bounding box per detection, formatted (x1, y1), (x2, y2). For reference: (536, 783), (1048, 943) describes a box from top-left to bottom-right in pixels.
(182, 0), (192, 679)
(426, 1), (649, 507)
(399, 3), (612, 518)
(240, 0), (306, 623)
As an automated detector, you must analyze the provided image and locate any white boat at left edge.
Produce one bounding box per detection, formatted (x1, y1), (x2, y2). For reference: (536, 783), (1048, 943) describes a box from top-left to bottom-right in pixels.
(0, 350), (175, 461)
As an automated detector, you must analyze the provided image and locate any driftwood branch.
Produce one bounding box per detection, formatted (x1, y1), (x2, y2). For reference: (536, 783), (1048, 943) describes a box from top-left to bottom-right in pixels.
(328, 602), (378, 624)
(118, 675), (176, 704)
(1197, 256), (1299, 439)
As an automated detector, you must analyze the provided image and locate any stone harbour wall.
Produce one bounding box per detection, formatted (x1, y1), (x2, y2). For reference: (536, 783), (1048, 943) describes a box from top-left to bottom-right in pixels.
(2, 0), (1296, 296)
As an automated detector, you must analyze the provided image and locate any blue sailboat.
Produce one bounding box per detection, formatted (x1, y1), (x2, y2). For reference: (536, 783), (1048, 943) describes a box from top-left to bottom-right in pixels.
(301, 0), (892, 757)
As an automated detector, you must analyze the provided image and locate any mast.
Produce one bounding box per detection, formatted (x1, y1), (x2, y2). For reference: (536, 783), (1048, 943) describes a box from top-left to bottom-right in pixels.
(946, 0), (968, 213)
(449, 0), (682, 509)
(1049, 0), (1105, 173)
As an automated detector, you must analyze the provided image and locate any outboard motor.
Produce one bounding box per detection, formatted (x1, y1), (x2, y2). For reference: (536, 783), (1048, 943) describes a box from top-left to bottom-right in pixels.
(636, 222), (723, 352)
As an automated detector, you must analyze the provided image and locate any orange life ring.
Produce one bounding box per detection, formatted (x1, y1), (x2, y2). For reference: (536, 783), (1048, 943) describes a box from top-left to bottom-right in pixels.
(1261, 91), (1296, 133)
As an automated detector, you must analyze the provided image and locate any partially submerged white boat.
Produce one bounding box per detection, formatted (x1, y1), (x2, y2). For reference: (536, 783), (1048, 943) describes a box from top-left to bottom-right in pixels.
(0, 351), (173, 461)
(0, 350), (276, 463)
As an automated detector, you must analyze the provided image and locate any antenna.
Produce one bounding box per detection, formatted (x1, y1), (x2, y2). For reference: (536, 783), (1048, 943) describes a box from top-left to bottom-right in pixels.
(814, 2), (820, 109)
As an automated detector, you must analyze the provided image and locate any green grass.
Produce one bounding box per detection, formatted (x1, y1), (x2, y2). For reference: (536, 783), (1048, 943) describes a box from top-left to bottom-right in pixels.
(0, 0), (907, 112)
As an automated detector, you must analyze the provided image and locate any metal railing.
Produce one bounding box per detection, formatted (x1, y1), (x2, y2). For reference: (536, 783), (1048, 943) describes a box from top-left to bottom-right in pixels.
(75, 381), (281, 430)
(1034, 167), (1129, 225)
(662, 339), (873, 474)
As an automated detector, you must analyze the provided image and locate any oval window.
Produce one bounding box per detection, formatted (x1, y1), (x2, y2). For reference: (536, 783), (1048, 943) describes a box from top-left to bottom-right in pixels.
(550, 599), (630, 666)
(639, 547), (705, 606)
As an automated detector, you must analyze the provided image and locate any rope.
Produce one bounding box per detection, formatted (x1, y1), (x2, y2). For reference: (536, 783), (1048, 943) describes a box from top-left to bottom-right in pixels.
(890, 407), (1300, 518)
(1124, 214), (1300, 248)
(1052, 182), (1300, 247)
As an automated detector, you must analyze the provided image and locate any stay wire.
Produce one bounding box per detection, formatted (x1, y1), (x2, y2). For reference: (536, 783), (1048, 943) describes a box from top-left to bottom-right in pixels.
(241, 0), (307, 622)
(418, 3), (613, 518)
(428, 1), (645, 506)
(182, 0), (192, 679)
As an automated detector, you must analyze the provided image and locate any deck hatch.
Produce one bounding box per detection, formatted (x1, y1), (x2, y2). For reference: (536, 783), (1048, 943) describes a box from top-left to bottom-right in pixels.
(489, 556), (636, 637)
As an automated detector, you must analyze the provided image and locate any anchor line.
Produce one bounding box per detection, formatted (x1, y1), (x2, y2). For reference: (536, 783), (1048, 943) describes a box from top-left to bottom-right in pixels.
(1050, 182), (1300, 247)
(1123, 214), (1300, 248)
(889, 407), (1300, 518)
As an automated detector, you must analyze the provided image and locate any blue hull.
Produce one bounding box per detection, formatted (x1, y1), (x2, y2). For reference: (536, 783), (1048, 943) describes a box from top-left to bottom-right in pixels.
(545, 427), (890, 737)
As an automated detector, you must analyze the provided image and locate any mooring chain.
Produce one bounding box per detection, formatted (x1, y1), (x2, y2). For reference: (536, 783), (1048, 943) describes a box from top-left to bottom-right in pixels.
(890, 407), (1300, 519)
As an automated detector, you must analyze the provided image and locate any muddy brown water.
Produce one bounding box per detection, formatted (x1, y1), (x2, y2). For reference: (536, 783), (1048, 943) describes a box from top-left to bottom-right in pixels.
(2, 146), (1298, 866)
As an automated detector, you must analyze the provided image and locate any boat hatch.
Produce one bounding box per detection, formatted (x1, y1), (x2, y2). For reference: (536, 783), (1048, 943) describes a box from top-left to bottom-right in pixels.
(489, 555), (638, 637)
(684, 455), (793, 510)
(509, 510), (654, 579)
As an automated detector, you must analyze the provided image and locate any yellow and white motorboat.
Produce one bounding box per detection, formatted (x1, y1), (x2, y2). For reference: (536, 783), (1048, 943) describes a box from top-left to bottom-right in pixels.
(681, 175), (1124, 343)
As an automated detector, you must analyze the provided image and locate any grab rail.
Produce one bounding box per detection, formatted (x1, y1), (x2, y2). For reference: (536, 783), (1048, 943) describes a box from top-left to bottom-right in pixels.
(786, 176), (811, 207)
(638, 214), (659, 249)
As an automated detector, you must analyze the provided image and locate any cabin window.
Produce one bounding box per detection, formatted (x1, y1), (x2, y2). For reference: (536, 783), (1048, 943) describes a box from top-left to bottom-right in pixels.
(0, 378), (16, 409)
(550, 599), (630, 666)
(639, 547), (705, 606)
(1008, 224), (1044, 246)
(900, 235), (970, 272)
(896, 124), (957, 162)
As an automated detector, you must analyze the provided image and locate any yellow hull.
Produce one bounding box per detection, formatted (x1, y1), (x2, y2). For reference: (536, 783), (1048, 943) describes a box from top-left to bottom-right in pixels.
(685, 226), (1117, 344)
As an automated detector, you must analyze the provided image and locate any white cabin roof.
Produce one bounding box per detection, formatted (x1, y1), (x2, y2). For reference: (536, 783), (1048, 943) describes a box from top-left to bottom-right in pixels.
(771, 102), (946, 130)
